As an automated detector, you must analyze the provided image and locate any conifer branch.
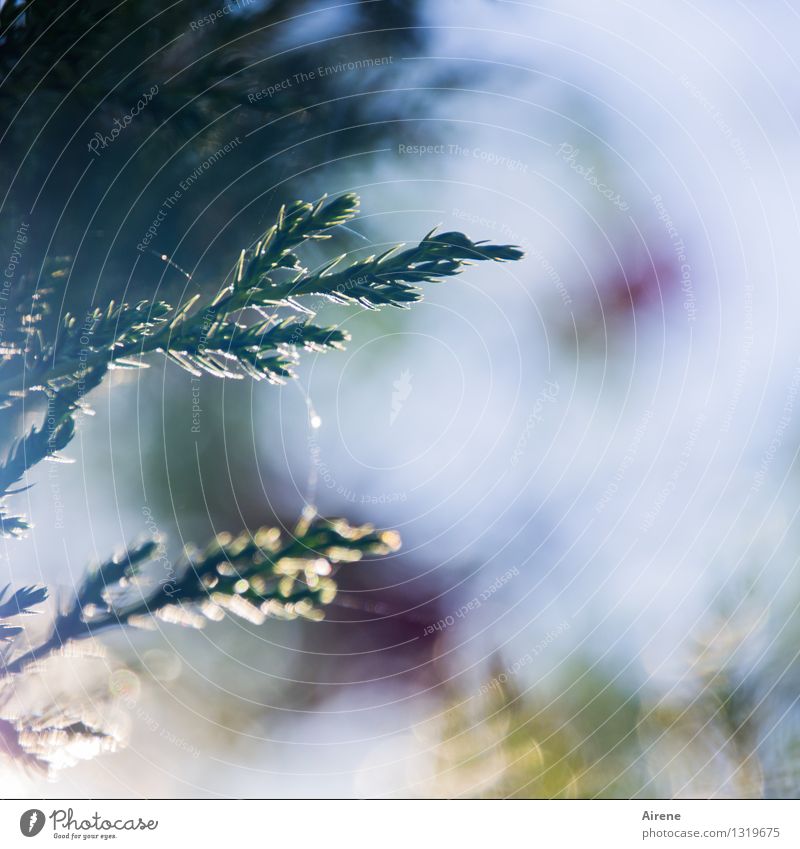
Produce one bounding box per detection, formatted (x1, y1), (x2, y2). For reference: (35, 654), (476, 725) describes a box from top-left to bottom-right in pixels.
(0, 193), (522, 536)
(1, 518), (399, 677)
(0, 585), (48, 642)
(0, 377), (102, 537)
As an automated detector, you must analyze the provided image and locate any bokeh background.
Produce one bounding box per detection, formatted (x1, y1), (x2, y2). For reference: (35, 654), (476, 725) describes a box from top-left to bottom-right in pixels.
(3, 0), (800, 797)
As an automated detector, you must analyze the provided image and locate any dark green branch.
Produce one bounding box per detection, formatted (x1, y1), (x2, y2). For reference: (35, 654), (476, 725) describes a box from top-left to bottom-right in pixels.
(1, 518), (400, 676)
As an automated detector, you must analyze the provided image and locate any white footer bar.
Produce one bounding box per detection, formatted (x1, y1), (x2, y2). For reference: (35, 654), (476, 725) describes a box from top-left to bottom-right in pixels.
(1, 799), (798, 847)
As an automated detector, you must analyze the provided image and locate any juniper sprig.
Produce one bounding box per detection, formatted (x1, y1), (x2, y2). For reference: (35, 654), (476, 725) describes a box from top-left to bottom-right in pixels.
(0, 193), (522, 537)
(0, 585), (49, 642)
(220, 195), (524, 312)
(1, 518), (399, 677)
(0, 378), (102, 538)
